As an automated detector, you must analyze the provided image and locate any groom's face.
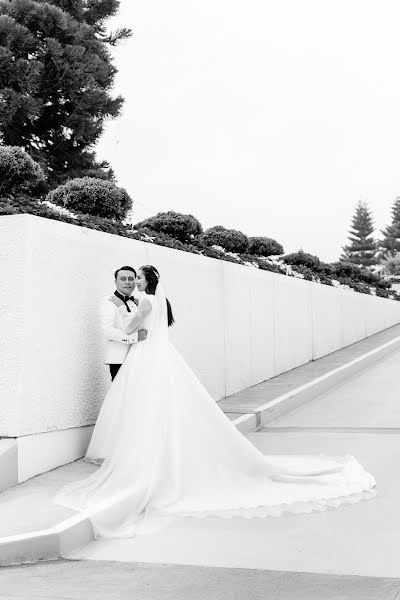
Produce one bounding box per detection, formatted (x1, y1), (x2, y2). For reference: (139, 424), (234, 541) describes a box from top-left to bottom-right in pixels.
(116, 270), (136, 296)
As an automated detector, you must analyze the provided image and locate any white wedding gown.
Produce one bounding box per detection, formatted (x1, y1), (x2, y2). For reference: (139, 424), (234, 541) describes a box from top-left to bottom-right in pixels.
(55, 284), (376, 539)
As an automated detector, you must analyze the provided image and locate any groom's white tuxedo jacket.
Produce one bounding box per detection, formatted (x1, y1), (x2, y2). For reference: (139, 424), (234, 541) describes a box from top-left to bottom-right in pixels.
(99, 294), (139, 365)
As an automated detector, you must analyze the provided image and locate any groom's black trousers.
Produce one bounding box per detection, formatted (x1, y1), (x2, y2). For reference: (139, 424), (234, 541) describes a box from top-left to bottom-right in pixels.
(109, 364), (122, 381)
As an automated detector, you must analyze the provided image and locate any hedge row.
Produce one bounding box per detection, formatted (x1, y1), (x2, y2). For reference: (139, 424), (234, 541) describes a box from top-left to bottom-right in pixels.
(1, 196), (399, 300)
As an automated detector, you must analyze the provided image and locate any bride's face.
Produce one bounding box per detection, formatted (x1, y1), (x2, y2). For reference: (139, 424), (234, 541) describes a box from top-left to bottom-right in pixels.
(136, 270), (148, 293)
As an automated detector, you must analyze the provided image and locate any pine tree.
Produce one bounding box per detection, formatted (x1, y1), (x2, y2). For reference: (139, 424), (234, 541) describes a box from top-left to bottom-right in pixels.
(341, 200), (378, 267)
(0, 0), (131, 186)
(380, 197), (400, 257)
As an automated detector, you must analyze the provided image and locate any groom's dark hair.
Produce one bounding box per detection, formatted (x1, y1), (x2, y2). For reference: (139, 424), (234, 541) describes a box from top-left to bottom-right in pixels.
(114, 266), (137, 279)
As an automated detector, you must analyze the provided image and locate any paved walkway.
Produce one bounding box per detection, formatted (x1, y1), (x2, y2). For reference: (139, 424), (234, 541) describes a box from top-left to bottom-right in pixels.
(1, 560), (400, 600)
(68, 347), (400, 580)
(263, 349), (400, 429)
(0, 460), (95, 538)
(219, 322), (400, 416)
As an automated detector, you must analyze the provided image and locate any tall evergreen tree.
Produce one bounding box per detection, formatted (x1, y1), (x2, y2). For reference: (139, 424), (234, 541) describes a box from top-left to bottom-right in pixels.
(341, 200), (378, 267)
(380, 197), (400, 257)
(0, 0), (131, 186)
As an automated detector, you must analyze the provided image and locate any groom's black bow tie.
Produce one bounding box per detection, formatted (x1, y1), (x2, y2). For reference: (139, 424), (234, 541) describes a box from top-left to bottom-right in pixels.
(114, 290), (139, 312)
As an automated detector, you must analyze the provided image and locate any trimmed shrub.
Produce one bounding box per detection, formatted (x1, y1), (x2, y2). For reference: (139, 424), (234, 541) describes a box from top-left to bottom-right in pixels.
(131, 226), (201, 254)
(352, 282), (372, 294)
(319, 276), (334, 286)
(248, 237), (284, 257)
(238, 254), (286, 273)
(375, 287), (390, 298)
(291, 264), (315, 281)
(337, 276), (357, 288)
(282, 250), (321, 270)
(318, 262), (335, 277)
(331, 261), (389, 288)
(0, 194), (52, 217)
(46, 177), (132, 220)
(333, 261), (380, 283)
(256, 260), (287, 275)
(331, 262), (361, 280)
(199, 245), (243, 264)
(201, 226), (249, 253)
(0, 146), (45, 196)
(1, 196), (396, 300)
(134, 211), (203, 243)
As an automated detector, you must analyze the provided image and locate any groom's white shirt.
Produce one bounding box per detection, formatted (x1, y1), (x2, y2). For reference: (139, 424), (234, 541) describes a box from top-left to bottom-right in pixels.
(99, 295), (139, 365)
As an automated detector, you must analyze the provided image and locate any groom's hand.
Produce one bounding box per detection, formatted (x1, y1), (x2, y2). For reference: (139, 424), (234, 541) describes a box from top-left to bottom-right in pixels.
(138, 329), (148, 342)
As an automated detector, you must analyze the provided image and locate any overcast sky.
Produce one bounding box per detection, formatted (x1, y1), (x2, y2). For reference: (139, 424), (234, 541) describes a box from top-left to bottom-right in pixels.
(96, 0), (400, 262)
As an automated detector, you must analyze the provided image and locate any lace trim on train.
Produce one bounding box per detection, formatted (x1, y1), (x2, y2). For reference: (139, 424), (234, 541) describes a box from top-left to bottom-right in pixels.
(159, 484), (376, 520)
(83, 454), (376, 521)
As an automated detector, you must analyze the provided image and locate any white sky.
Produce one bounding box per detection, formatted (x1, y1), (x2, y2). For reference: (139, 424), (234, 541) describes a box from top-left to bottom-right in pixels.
(96, 0), (400, 262)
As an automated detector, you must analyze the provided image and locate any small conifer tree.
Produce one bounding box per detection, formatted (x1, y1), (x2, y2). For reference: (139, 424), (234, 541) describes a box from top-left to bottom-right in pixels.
(341, 201), (378, 267)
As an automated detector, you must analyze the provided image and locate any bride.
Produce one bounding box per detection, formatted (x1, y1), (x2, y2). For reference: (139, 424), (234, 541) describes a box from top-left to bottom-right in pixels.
(56, 265), (376, 538)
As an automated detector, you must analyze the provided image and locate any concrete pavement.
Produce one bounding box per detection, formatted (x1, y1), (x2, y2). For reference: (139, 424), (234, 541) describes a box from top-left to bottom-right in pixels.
(264, 348), (400, 428)
(0, 460), (95, 539)
(1, 560), (400, 600)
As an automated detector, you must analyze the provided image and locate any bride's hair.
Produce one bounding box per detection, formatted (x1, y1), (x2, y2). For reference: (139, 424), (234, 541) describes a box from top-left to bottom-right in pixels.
(139, 265), (175, 327)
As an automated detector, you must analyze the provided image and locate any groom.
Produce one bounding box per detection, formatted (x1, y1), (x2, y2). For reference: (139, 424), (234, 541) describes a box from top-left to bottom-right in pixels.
(99, 265), (147, 381)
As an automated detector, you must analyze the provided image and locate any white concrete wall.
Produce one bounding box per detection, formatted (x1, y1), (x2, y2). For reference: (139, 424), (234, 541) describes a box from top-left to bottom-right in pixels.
(2, 214), (400, 439)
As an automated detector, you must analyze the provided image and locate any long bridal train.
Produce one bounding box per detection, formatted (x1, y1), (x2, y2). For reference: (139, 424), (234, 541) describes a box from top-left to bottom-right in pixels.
(55, 282), (376, 539)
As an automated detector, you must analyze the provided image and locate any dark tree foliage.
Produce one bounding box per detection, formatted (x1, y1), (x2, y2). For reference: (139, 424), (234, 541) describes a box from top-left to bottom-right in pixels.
(201, 225), (249, 253)
(380, 197), (400, 257)
(341, 201), (378, 266)
(0, 144), (44, 195)
(134, 212), (203, 243)
(0, 0), (131, 186)
(46, 176), (132, 220)
(248, 236), (284, 257)
(48, 1), (132, 43)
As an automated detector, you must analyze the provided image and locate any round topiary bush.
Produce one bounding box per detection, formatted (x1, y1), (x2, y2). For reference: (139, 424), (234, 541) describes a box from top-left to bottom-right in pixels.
(0, 146), (45, 196)
(318, 261), (335, 277)
(331, 261), (363, 280)
(46, 177), (132, 220)
(282, 250), (321, 270)
(201, 226), (249, 253)
(331, 262), (388, 287)
(248, 236), (284, 257)
(134, 212), (203, 243)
